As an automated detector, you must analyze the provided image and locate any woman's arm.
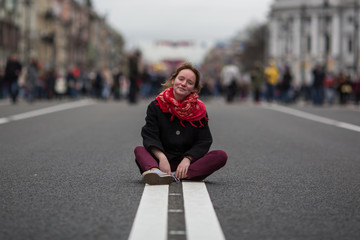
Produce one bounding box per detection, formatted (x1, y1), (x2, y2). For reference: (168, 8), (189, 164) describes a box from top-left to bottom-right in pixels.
(141, 102), (165, 152)
(150, 146), (171, 174)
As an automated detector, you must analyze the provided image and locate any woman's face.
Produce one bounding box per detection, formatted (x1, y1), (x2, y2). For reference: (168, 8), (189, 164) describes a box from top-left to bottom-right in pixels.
(172, 69), (196, 101)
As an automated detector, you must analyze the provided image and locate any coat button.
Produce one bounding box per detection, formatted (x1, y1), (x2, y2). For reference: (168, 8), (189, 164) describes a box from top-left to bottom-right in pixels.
(176, 130), (180, 135)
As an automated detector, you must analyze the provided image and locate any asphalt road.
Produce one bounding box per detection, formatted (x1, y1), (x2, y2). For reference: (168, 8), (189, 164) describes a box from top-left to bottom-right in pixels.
(1, 98), (359, 240)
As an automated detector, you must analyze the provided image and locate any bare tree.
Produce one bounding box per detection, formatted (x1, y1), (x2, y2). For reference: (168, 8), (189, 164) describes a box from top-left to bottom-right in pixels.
(240, 23), (267, 72)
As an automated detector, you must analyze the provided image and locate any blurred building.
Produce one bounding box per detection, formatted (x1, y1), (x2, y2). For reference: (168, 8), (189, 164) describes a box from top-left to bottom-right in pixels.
(0, 0), (21, 67)
(0, 0), (124, 72)
(269, 0), (360, 86)
(138, 40), (213, 67)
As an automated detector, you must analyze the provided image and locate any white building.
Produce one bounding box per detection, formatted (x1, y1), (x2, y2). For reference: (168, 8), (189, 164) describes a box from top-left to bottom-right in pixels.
(269, 0), (359, 86)
(135, 40), (215, 66)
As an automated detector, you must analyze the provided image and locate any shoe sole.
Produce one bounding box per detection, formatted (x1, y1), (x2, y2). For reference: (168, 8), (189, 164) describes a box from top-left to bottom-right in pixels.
(142, 172), (174, 185)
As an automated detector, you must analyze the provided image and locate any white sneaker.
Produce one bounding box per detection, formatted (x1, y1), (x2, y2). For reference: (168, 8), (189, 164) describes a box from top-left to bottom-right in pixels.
(142, 169), (174, 185)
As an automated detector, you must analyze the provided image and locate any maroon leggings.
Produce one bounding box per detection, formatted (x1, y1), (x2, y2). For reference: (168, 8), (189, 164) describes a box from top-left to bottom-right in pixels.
(134, 146), (227, 181)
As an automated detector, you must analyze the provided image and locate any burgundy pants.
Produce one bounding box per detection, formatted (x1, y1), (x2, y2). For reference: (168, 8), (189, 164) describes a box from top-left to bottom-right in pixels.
(134, 146), (227, 181)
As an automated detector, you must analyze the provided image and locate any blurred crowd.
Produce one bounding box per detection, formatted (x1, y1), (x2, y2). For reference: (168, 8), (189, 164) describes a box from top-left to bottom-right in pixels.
(1, 52), (360, 107)
(0, 51), (167, 104)
(200, 59), (360, 106)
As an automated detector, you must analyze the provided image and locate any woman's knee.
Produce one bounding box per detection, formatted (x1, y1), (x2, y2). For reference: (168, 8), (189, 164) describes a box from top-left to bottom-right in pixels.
(208, 150), (228, 167)
(134, 146), (145, 156)
(210, 150), (228, 167)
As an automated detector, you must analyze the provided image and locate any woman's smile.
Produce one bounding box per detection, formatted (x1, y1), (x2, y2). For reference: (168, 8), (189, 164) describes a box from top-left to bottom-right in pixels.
(172, 69), (196, 101)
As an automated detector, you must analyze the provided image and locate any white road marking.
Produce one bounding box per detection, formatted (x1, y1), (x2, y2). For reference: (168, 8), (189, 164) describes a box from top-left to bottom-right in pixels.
(262, 104), (360, 133)
(0, 99), (95, 125)
(169, 230), (186, 235)
(128, 185), (169, 240)
(182, 181), (226, 240)
(129, 182), (225, 240)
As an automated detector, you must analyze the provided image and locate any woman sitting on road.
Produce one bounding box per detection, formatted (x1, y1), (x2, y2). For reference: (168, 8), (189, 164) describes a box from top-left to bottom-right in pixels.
(134, 62), (227, 185)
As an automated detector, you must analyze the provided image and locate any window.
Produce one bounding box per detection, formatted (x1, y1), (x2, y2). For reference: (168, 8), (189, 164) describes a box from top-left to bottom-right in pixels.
(307, 35), (312, 53)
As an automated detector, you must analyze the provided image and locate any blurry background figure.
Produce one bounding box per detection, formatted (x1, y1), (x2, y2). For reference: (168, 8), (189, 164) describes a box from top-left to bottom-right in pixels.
(323, 72), (335, 105)
(66, 67), (76, 99)
(101, 68), (113, 101)
(44, 69), (56, 100)
(311, 64), (325, 106)
(353, 74), (360, 105)
(139, 64), (151, 99)
(220, 58), (241, 103)
(337, 73), (352, 105)
(0, 67), (5, 99)
(112, 65), (124, 100)
(250, 62), (264, 103)
(4, 53), (22, 104)
(25, 57), (39, 103)
(280, 65), (292, 103)
(264, 60), (279, 103)
(128, 50), (142, 104)
(93, 70), (103, 99)
(55, 69), (67, 99)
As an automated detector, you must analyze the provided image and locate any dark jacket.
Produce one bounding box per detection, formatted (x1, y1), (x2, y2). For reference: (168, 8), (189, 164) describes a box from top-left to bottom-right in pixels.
(141, 100), (212, 163)
(5, 59), (22, 84)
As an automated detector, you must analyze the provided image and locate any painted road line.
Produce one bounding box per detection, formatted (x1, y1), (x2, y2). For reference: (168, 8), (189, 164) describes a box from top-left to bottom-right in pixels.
(262, 103), (360, 133)
(182, 181), (225, 240)
(0, 99), (95, 125)
(128, 184), (169, 240)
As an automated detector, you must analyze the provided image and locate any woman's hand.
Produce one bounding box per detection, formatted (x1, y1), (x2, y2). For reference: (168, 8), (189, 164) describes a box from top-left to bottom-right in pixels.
(159, 159), (171, 175)
(176, 157), (191, 179)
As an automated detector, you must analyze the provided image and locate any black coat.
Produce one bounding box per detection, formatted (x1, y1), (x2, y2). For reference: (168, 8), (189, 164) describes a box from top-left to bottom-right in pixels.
(141, 100), (212, 163)
(4, 59), (22, 83)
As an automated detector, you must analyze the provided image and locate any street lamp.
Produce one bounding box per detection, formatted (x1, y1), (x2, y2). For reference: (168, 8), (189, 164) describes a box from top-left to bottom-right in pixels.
(24, 0), (32, 64)
(354, 0), (359, 76)
(300, 4), (307, 86)
(323, 0), (330, 71)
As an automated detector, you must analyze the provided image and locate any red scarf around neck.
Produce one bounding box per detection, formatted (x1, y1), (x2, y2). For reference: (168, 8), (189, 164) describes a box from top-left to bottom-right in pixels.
(156, 88), (208, 127)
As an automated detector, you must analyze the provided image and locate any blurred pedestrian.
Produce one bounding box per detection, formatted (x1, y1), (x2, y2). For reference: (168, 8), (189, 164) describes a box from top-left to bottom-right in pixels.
(0, 67), (4, 99)
(140, 64), (151, 98)
(102, 68), (113, 100)
(4, 53), (22, 104)
(337, 73), (352, 105)
(220, 58), (240, 103)
(55, 70), (67, 99)
(112, 65), (123, 100)
(66, 67), (76, 98)
(134, 62), (227, 185)
(45, 69), (56, 99)
(311, 64), (325, 105)
(93, 70), (103, 99)
(25, 58), (39, 103)
(264, 60), (279, 103)
(323, 71), (335, 105)
(281, 65), (293, 103)
(353, 74), (360, 105)
(250, 62), (264, 103)
(128, 50), (142, 104)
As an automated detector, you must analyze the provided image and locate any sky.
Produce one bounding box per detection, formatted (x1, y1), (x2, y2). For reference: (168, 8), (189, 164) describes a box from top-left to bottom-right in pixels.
(92, 0), (274, 48)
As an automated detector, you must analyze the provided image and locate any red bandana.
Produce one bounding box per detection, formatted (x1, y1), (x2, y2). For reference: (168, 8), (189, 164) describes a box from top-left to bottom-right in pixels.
(156, 88), (208, 127)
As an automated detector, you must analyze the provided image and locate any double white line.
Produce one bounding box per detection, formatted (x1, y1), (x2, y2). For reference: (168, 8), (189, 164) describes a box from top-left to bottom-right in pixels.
(129, 181), (225, 240)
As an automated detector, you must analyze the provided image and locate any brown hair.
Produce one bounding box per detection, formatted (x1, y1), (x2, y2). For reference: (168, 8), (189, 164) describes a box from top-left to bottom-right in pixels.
(162, 62), (202, 94)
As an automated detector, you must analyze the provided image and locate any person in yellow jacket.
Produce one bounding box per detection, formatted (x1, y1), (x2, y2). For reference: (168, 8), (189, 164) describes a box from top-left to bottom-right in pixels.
(264, 60), (279, 102)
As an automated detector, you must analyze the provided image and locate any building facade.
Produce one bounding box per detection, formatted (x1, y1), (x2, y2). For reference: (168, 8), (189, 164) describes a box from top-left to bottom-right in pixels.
(269, 0), (360, 86)
(0, 0), (124, 72)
